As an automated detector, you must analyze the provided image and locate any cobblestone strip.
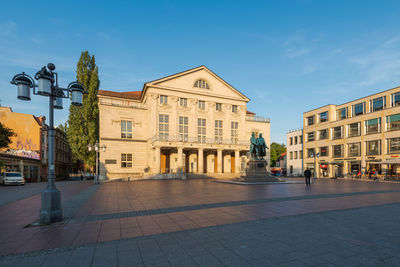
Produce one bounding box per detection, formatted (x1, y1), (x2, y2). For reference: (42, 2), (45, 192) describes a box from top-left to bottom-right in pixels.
(64, 189), (400, 224)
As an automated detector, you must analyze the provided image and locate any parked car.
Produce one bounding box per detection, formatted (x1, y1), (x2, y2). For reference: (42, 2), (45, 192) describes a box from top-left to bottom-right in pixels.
(0, 172), (25, 185)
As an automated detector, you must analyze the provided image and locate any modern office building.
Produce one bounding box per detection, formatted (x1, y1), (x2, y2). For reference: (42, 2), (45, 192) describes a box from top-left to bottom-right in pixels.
(303, 87), (400, 179)
(286, 129), (303, 176)
(97, 66), (271, 180)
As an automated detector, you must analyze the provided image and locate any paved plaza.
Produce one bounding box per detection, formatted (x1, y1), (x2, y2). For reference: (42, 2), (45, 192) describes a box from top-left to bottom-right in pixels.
(1, 178), (400, 266)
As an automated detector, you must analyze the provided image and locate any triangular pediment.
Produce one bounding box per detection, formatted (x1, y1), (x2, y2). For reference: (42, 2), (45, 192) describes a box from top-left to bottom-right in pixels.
(144, 66), (249, 101)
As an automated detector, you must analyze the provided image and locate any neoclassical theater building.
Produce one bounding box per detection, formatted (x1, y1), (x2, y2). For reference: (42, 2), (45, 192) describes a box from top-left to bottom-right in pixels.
(98, 66), (270, 180)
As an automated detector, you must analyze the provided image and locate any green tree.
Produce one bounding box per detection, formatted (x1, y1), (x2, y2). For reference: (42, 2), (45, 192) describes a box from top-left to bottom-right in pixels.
(57, 122), (68, 134)
(270, 142), (286, 167)
(67, 51), (100, 168)
(0, 122), (15, 149)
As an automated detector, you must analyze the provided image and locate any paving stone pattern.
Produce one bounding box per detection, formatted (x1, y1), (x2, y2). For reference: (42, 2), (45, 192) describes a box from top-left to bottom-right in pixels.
(1, 179), (400, 266)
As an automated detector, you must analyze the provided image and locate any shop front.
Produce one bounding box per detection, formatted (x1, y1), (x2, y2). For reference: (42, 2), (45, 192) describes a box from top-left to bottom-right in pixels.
(331, 161), (344, 178)
(319, 162), (329, 177)
(348, 161), (361, 178)
(366, 160), (382, 178)
(0, 153), (41, 182)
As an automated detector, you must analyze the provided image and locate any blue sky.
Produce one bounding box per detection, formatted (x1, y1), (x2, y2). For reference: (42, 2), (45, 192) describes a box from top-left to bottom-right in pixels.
(1, 0), (400, 144)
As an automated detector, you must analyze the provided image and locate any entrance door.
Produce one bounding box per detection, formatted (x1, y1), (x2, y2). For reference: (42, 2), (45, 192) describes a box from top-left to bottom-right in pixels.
(231, 153), (235, 173)
(214, 154), (218, 173)
(161, 154), (167, 173)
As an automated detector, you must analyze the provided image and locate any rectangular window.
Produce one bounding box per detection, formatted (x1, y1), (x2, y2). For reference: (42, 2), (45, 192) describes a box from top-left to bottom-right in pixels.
(307, 148), (315, 158)
(307, 116), (314, 126)
(180, 98), (187, 107)
(387, 113), (400, 131)
(392, 92), (400, 107)
(320, 146), (328, 157)
(300, 150), (303, 159)
(337, 108), (347, 120)
(289, 137), (293, 145)
(159, 114), (169, 140)
(370, 97), (385, 112)
(333, 145), (343, 158)
(348, 142), (361, 157)
(332, 126), (342, 140)
(198, 118), (206, 143)
(366, 140), (381, 155)
(160, 95), (168, 104)
(353, 102), (364, 116)
(348, 122), (360, 137)
(121, 120), (132, 139)
(319, 111), (328, 123)
(121, 153), (132, 168)
(289, 152), (293, 160)
(319, 129), (328, 140)
(307, 132), (314, 142)
(231, 121), (239, 144)
(294, 151), (298, 159)
(216, 103), (222, 111)
(300, 135), (303, 144)
(365, 118), (381, 134)
(179, 116), (188, 142)
(388, 137), (400, 154)
(294, 136), (298, 145)
(198, 100), (205, 109)
(232, 105), (238, 113)
(215, 120), (222, 144)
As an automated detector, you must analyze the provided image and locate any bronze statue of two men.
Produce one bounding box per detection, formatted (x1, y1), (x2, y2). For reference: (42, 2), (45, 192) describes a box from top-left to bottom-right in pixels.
(250, 133), (269, 160)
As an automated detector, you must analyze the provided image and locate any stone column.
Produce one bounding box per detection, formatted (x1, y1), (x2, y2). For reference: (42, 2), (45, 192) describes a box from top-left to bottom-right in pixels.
(155, 147), (161, 174)
(177, 147), (183, 172)
(235, 150), (240, 174)
(217, 149), (222, 173)
(198, 148), (203, 174)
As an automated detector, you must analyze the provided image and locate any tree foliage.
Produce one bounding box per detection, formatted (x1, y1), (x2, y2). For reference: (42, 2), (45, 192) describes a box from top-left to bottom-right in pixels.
(0, 122), (15, 149)
(67, 51), (100, 168)
(270, 142), (286, 167)
(57, 122), (68, 134)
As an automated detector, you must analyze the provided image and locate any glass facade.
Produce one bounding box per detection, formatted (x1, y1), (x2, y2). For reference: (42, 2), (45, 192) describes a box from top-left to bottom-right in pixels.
(353, 102), (364, 116)
(319, 129), (328, 140)
(179, 116), (188, 142)
(388, 137), (400, 154)
(121, 120), (132, 139)
(333, 145), (343, 158)
(159, 114), (169, 140)
(348, 122), (360, 137)
(348, 142), (361, 157)
(198, 118), (206, 143)
(332, 126), (342, 139)
(319, 111), (328, 123)
(371, 97), (385, 112)
(366, 140), (381, 155)
(366, 118), (381, 134)
(387, 113), (400, 131)
(215, 120), (222, 144)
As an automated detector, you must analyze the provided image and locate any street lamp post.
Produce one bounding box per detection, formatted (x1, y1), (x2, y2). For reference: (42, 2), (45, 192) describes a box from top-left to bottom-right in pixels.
(88, 141), (106, 184)
(11, 63), (87, 224)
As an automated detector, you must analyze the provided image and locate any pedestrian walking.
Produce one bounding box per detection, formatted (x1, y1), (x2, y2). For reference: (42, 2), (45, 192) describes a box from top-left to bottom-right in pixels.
(304, 168), (312, 186)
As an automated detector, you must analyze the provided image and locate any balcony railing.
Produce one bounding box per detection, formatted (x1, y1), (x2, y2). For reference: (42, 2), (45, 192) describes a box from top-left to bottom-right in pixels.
(246, 115), (270, 123)
(151, 135), (250, 146)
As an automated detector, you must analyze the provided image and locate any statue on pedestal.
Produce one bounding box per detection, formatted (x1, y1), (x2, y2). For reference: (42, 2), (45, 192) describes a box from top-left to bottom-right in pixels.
(249, 133), (269, 160)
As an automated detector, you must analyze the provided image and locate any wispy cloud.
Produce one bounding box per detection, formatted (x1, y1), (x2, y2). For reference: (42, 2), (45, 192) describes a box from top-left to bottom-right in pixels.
(0, 21), (16, 37)
(283, 30), (318, 58)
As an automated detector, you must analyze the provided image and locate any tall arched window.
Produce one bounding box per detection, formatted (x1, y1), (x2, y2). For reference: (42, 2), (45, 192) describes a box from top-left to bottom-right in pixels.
(194, 79), (210, 89)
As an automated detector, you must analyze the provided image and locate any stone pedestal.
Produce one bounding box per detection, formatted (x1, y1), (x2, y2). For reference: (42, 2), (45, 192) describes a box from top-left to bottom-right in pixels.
(240, 159), (282, 182)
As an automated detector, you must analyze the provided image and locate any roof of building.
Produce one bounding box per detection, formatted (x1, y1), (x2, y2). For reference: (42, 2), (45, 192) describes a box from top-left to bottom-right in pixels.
(246, 110), (256, 115)
(98, 90), (142, 100)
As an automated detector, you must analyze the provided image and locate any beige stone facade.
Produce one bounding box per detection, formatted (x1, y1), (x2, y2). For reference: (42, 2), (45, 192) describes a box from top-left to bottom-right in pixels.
(286, 129), (303, 176)
(303, 87), (400, 179)
(98, 66), (270, 180)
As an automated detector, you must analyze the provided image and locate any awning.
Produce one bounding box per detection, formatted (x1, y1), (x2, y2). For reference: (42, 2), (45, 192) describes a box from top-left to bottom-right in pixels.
(331, 161), (343, 164)
(379, 158), (400, 164)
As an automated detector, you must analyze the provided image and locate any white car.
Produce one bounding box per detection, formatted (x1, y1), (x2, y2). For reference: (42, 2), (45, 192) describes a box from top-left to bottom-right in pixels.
(0, 172), (25, 185)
